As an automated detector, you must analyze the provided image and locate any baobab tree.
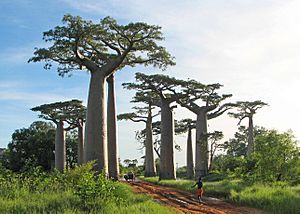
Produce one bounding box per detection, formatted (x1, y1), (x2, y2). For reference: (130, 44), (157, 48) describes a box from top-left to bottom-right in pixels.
(118, 92), (158, 177)
(29, 14), (175, 172)
(136, 120), (183, 157)
(171, 80), (233, 177)
(107, 74), (119, 179)
(135, 121), (161, 159)
(31, 99), (85, 172)
(63, 100), (86, 165)
(123, 73), (183, 180)
(176, 119), (196, 179)
(229, 100), (268, 156)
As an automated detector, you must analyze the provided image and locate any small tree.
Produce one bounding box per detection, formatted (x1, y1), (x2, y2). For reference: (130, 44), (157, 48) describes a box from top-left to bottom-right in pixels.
(229, 100), (268, 156)
(3, 121), (55, 171)
(223, 126), (249, 157)
(63, 101), (86, 165)
(247, 129), (299, 183)
(206, 131), (224, 171)
(31, 99), (85, 172)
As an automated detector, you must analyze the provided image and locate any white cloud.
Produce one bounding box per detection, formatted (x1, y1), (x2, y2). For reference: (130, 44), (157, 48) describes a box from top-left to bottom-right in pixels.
(0, 47), (33, 65)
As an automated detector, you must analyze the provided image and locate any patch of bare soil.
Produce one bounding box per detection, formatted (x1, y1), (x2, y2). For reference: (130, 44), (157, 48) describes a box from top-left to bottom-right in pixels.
(125, 180), (266, 214)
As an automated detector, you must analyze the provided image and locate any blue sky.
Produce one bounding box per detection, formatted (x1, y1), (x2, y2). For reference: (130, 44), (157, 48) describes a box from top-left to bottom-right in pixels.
(1, 0), (300, 166)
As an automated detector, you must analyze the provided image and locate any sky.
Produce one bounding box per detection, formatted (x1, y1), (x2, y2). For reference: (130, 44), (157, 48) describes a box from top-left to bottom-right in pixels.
(0, 0), (299, 167)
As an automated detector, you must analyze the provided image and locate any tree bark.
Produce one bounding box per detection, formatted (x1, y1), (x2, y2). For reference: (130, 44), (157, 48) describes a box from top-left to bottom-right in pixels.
(195, 110), (208, 178)
(55, 120), (65, 172)
(247, 116), (254, 156)
(186, 126), (194, 179)
(159, 99), (176, 180)
(84, 70), (108, 173)
(107, 74), (119, 179)
(144, 109), (156, 177)
(77, 122), (84, 165)
(209, 142), (214, 171)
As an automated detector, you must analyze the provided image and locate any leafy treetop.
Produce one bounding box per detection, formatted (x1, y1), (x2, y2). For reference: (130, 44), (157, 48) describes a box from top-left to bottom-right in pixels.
(31, 99), (86, 129)
(28, 14), (175, 77)
(123, 72), (185, 105)
(175, 119), (196, 134)
(174, 79), (233, 117)
(228, 100), (268, 125)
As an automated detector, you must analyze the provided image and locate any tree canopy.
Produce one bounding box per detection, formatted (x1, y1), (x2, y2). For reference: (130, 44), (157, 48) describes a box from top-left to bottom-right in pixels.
(2, 121), (55, 171)
(228, 100), (268, 125)
(28, 14), (175, 76)
(31, 99), (86, 129)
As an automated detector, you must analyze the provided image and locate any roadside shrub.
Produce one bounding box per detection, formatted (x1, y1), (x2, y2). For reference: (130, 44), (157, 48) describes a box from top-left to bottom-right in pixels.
(73, 162), (122, 211)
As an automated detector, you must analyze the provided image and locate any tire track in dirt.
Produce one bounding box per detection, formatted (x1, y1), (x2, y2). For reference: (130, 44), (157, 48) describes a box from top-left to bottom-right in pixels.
(126, 180), (266, 214)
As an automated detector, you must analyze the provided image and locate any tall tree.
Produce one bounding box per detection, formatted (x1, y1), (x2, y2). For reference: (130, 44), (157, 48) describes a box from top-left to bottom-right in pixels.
(123, 73), (182, 180)
(229, 100), (268, 156)
(29, 14), (175, 172)
(118, 91), (159, 177)
(107, 74), (119, 179)
(170, 80), (233, 177)
(118, 108), (159, 177)
(176, 119), (196, 179)
(31, 99), (85, 172)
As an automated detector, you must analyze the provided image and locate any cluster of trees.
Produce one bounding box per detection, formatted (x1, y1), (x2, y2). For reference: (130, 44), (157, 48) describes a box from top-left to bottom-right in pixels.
(2, 14), (298, 183)
(0, 121), (78, 171)
(27, 14), (175, 179)
(30, 100), (86, 172)
(214, 126), (300, 184)
(118, 72), (269, 180)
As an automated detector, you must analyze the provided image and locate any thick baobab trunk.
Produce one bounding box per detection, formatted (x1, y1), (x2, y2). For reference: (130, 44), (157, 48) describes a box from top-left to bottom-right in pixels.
(159, 99), (176, 180)
(77, 121), (84, 165)
(107, 74), (119, 179)
(84, 71), (108, 173)
(144, 113), (156, 177)
(195, 111), (208, 178)
(55, 120), (65, 172)
(247, 116), (254, 156)
(186, 126), (194, 179)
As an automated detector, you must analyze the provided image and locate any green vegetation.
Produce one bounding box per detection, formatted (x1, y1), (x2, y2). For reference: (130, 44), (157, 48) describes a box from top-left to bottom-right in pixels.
(140, 128), (300, 214)
(0, 162), (176, 213)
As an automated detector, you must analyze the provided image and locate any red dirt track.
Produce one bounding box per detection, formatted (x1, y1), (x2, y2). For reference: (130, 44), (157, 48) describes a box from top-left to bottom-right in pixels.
(126, 180), (266, 214)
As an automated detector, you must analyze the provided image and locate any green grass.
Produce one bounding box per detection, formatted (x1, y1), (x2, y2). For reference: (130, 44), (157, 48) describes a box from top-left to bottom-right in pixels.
(0, 184), (178, 214)
(0, 164), (178, 214)
(140, 176), (300, 214)
(231, 184), (300, 214)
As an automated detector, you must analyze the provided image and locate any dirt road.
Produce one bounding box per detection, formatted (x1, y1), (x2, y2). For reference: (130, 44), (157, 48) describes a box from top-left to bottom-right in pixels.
(127, 180), (266, 214)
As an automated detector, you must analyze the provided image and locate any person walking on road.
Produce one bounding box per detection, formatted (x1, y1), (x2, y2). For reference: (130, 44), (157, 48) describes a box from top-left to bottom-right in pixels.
(192, 177), (204, 203)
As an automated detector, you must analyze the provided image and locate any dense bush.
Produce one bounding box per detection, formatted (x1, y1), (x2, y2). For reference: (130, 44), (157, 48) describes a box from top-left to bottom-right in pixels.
(214, 128), (300, 184)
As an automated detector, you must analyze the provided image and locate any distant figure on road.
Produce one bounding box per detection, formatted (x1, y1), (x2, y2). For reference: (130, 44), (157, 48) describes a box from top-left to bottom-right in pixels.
(192, 177), (204, 203)
(124, 171), (135, 182)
